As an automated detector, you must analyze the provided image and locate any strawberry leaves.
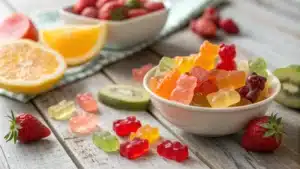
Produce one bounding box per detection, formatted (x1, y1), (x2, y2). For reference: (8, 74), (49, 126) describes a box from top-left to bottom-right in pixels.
(4, 110), (19, 144)
(260, 113), (284, 142)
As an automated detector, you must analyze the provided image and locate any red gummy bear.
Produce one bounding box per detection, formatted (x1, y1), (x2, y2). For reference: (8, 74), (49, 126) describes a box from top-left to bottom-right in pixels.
(120, 138), (149, 160)
(157, 140), (189, 162)
(113, 116), (142, 136)
(216, 60), (236, 71)
(217, 43), (237, 71)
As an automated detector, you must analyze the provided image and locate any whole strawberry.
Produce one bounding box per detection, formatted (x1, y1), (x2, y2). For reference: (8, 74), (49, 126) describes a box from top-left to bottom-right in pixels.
(98, 1), (127, 20)
(4, 111), (51, 144)
(202, 7), (220, 26)
(241, 114), (283, 152)
(190, 18), (217, 38)
(219, 18), (239, 34)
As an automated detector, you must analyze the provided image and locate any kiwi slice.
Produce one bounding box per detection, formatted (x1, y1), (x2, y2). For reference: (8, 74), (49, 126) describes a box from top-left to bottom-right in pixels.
(273, 66), (300, 85)
(98, 85), (150, 111)
(275, 90), (300, 109)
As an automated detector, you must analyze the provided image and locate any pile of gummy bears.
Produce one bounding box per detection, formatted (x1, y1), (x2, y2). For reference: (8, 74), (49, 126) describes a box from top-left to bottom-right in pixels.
(48, 94), (188, 162)
(149, 41), (271, 108)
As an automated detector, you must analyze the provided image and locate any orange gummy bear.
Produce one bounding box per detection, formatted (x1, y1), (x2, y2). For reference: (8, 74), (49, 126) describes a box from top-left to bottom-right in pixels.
(149, 77), (159, 92)
(216, 70), (246, 89)
(155, 69), (180, 99)
(194, 41), (219, 70)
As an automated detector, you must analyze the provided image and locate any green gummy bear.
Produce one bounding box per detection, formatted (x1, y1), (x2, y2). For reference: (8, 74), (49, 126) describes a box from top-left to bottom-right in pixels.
(249, 57), (268, 78)
(155, 56), (176, 76)
(92, 131), (119, 152)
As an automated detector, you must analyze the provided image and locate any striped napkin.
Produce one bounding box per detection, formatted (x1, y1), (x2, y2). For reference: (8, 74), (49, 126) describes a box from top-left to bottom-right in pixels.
(0, 0), (224, 102)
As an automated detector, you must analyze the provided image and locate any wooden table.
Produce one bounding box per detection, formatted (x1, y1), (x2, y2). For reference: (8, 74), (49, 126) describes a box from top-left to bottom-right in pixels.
(0, 0), (299, 168)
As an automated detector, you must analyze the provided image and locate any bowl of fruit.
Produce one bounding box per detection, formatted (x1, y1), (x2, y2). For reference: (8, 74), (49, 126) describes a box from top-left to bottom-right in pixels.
(60, 0), (169, 50)
(143, 41), (281, 136)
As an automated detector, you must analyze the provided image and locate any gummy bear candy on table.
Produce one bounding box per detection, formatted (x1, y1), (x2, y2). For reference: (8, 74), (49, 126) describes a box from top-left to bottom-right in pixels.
(132, 63), (153, 82)
(216, 44), (237, 71)
(120, 138), (149, 160)
(249, 57), (268, 78)
(194, 41), (219, 70)
(69, 113), (98, 135)
(174, 56), (195, 73)
(93, 131), (119, 152)
(48, 100), (75, 120)
(157, 140), (189, 162)
(215, 70), (246, 89)
(155, 69), (181, 99)
(155, 57), (176, 77)
(149, 77), (159, 92)
(113, 116), (141, 136)
(207, 88), (241, 108)
(189, 67), (218, 95)
(239, 73), (267, 102)
(169, 74), (197, 105)
(76, 93), (98, 113)
(129, 124), (160, 144)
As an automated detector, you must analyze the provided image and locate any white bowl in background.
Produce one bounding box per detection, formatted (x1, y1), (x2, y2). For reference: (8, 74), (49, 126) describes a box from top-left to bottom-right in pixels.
(59, 6), (169, 50)
(143, 67), (281, 136)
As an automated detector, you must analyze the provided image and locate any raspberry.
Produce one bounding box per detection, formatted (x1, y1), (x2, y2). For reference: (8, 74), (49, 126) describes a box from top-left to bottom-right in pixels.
(216, 60), (236, 71)
(218, 43), (236, 61)
(219, 18), (239, 34)
(81, 7), (98, 18)
(202, 7), (220, 25)
(190, 18), (217, 38)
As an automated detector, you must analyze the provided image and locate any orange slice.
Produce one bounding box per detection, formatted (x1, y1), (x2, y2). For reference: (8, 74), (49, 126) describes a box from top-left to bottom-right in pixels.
(0, 40), (66, 94)
(40, 24), (107, 66)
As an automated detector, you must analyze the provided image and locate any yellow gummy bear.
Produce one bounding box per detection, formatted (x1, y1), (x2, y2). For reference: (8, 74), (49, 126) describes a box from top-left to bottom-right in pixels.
(174, 55), (196, 73)
(48, 100), (75, 120)
(194, 41), (219, 70)
(206, 89), (241, 108)
(129, 124), (160, 144)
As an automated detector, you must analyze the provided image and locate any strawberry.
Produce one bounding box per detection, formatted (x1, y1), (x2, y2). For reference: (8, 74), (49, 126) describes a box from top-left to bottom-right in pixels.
(125, 0), (142, 8)
(128, 8), (148, 18)
(202, 7), (220, 26)
(81, 7), (98, 18)
(96, 0), (115, 9)
(241, 114), (284, 152)
(219, 18), (239, 34)
(144, 2), (165, 12)
(73, 0), (97, 14)
(98, 1), (127, 20)
(190, 18), (217, 38)
(4, 111), (51, 144)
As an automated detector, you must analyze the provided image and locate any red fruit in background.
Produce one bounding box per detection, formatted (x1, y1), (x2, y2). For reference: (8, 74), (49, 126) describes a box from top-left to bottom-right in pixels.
(128, 8), (148, 18)
(219, 18), (239, 34)
(73, 0), (97, 14)
(241, 114), (283, 152)
(144, 2), (165, 12)
(98, 1), (127, 20)
(202, 7), (220, 25)
(216, 60), (237, 71)
(96, 0), (114, 9)
(4, 111), (51, 144)
(81, 7), (98, 18)
(218, 43), (236, 61)
(0, 13), (38, 41)
(190, 18), (217, 38)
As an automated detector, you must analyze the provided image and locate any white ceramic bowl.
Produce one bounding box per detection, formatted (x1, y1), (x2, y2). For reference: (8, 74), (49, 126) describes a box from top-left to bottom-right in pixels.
(143, 67), (281, 136)
(59, 6), (169, 50)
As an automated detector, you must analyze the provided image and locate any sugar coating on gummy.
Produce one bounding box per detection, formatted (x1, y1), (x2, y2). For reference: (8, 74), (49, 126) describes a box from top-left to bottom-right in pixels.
(120, 138), (149, 160)
(129, 124), (160, 144)
(76, 92), (98, 113)
(48, 100), (75, 120)
(113, 116), (141, 136)
(157, 140), (189, 162)
(98, 85), (150, 110)
(93, 131), (119, 152)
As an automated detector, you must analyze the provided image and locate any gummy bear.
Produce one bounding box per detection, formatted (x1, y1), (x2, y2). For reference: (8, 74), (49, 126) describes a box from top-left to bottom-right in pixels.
(237, 60), (249, 73)
(249, 57), (268, 78)
(215, 70), (246, 89)
(129, 124), (159, 144)
(169, 74), (197, 104)
(149, 77), (159, 92)
(206, 88), (241, 108)
(93, 131), (119, 152)
(132, 63), (153, 82)
(113, 116), (141, 136)
(231, 98), (252, 107)
(195, 79), (218, 95)
(174, 56), (195, 73)
(189, 66), (209, 82)
(69, 113), (98, 135)
(48, 100), (75, 120)
(157, 140), (189, 162)
(216, 44), (237, 71)
(120, 138), (149, 160)
(155, 57), (176, 77)
(194, 41), (219, 70)
(155, 69), (181, 99)
(76, 93), (98, 113)
(191, 93), (211, 107)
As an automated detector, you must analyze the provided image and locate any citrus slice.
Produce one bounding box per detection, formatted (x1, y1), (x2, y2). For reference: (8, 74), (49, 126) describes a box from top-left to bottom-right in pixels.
(40, 24), (107, 66)
(0, 40), (66, 94)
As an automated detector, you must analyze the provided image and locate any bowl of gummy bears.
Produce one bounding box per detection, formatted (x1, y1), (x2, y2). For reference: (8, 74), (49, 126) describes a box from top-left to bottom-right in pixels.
(143, 41), (281, 136)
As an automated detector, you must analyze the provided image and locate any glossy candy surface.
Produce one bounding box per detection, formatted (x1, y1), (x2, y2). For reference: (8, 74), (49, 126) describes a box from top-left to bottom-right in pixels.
(155, 69), (180, 99)
(76, 93), (98, 113)
(174, 56), (195, 73)
(69, 113), (98, 135)
(93, 131), (119, 152)
(48, 100), (75, 120)
(216, 70), (246, 89)
(157, 140), (189, 162)
(120, 138), (149, 160)
(207, 89), (241, 108)
(194, 41), (219, 70)
(113, 116), (141, 136)
(129, 124), (159, 144)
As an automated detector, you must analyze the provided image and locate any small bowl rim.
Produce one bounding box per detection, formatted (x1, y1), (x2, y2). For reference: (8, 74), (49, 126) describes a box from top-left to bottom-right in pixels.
(143, 66), (281, 113)
(59, 5), (169, 25)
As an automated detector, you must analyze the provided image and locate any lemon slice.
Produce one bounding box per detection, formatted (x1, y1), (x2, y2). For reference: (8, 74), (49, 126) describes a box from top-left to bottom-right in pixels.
(40, 24), (107, 66)
(0, 40), (66, 94)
